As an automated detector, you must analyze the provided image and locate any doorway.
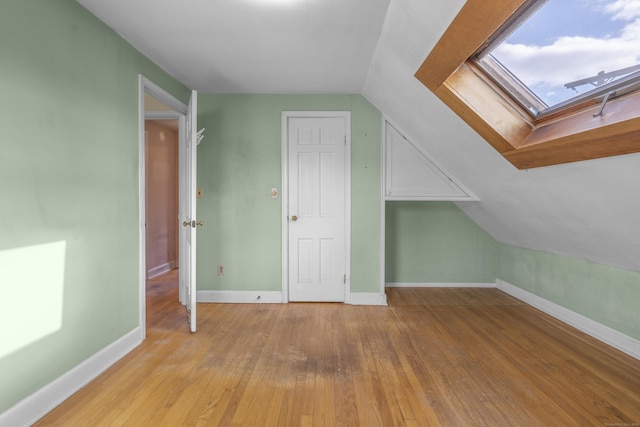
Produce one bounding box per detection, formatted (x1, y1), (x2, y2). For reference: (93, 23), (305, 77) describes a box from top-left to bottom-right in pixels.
(139, 76), (198, 335)
(281, 112), (351, 302)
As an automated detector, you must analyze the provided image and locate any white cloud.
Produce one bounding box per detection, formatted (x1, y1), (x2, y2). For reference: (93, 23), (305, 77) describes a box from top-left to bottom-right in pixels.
(493, 4), (640, 90)
(605, 0), (640, 20)
(494, 35), (639, 87)
(621, 14), (640, 37)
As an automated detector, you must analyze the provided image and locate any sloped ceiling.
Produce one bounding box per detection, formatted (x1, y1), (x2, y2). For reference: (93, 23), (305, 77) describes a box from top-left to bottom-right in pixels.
(77, 0), (391, 93)
(364, 0), (640, 272)
(78, 0), (640, 272)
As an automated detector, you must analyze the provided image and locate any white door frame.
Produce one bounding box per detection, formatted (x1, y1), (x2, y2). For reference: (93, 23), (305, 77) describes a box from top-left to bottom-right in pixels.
(138, 75), (188, 339)
(281, 111), (352, 303)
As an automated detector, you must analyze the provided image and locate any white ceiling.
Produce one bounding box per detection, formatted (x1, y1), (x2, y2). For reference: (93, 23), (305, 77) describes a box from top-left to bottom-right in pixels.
(78, 0), (390, 93)
(79, 0), (640, 273)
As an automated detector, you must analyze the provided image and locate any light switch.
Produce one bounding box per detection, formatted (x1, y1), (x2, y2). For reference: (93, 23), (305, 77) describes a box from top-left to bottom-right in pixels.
(271, 188), (278, 199)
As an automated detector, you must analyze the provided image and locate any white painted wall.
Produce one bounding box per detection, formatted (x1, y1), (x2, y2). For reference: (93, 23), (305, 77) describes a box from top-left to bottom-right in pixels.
(363, 0), (640, 272)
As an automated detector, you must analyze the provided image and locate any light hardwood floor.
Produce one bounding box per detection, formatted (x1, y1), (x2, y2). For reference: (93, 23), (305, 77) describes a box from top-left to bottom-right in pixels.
(36, 271), (640, 426)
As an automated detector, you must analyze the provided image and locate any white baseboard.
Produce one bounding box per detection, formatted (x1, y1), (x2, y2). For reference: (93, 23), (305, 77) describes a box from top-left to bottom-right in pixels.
(348, 292), (388, 306)
(385, 282), (496, 288)
(197, 291), (389, 306)
(497, 279), (640, 361)
(0, 327), (143, 427)
(197, 290), (283, 303)
(147, 261), (176, 279)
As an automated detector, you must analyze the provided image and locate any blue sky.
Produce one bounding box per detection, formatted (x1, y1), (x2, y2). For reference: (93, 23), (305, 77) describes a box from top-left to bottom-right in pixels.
(491, 0), (640, 107)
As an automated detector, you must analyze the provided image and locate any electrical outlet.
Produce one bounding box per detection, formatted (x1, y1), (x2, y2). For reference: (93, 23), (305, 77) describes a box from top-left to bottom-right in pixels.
(217, 264), (224, 276)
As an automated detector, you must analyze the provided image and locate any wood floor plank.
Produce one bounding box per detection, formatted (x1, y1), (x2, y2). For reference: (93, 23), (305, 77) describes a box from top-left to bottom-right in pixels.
(34, 276), (640, 426)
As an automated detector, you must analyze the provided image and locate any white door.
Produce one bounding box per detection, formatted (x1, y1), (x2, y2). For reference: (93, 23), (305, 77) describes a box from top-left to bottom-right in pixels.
(287, 116), (349, 302)
(179, 90), (198, 332)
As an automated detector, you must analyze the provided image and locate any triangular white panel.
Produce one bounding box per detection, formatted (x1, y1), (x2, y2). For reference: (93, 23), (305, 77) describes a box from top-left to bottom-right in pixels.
(384, 121), (475, 200)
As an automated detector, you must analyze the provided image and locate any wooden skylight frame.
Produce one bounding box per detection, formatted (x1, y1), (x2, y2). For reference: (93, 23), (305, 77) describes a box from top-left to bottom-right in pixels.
(415, 0), (640, 169)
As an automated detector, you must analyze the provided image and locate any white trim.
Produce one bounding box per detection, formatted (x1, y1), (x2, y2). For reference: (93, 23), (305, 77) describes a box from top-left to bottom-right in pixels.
(344, 114), (352, 303)
(497, 279), (640, 361)
(384, 195), (481, 201)
(145, 110), (182, 120)
(138, 75), (147, 337)
(385, 282), (496, 288)
(281, 113), (289, 303)
(0, 328), (142, 427)
(139, 75), (188, 336)
(348, 292), (388, 306)
(140, 77), (188, 114)
(147, 261), (176, 279)
(177, 115), (187, 306)
(281, 111), (352, 304)
(197, 291), (283, 304)
(381, 116), (478, 202)
(380, 117), (387, 300)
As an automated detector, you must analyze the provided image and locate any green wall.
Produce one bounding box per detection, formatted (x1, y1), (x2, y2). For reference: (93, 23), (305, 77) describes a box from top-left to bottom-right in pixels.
(384, 201), (640, 341)
(1, 1), (637, 418)
(196, 94), (381, 294)
(385, 202), (498, 283)
(0, 0), (189, 413)
(497, 244), (640, 340)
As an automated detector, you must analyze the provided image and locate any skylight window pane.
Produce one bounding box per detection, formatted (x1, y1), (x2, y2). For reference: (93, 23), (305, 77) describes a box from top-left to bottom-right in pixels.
(479, 0), (640, 115)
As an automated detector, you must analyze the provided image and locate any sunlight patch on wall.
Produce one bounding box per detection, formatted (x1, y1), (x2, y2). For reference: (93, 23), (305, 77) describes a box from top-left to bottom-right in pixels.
(0, 241), (66, 358)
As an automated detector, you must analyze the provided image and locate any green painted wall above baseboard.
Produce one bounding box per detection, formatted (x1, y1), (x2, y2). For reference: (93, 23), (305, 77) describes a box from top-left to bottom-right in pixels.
(0, 0), (189, 414)
(497, 244), (640, 341)
(196, 94), (382, 294)
(385, 201), (498, 284)
(384, 201), (639, 342)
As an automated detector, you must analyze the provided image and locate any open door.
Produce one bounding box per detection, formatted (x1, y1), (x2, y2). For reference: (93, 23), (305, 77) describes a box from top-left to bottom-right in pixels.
(179, 90), (198, 332)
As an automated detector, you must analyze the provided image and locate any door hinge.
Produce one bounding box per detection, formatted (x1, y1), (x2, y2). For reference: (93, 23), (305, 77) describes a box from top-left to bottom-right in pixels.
(344, 135), (346, 145)
(343, 274), (346, 284)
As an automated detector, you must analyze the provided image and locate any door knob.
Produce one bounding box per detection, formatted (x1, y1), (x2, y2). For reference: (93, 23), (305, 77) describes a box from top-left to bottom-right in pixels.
(291, 215), (298, 221)
(183, 220), (204, 228)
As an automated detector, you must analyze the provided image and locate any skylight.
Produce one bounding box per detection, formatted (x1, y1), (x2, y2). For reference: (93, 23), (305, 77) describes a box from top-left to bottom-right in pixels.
(474, 0), (640, 117)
